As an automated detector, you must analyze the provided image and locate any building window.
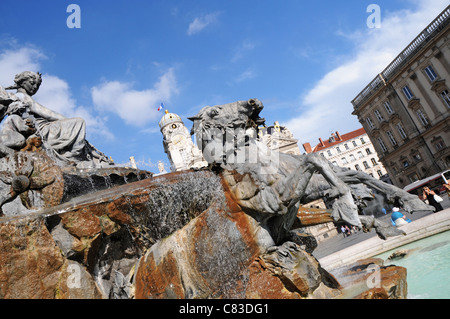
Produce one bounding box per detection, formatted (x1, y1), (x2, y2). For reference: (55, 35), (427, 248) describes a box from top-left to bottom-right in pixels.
(355, 164), (361, 171)
(424, 65), (438, 82)
(402, 160), (410, 168)
(363, 161), (370, 169)
(371, 158), (377, 165)
(374, 109), (384, 122)
(383, 101), (394, 114)
(352, 141), (357, 147)
(341, 157), (348, 164)
(412, 154), (422, 161)
(320, 153), (325, 157)
(332, 161), (338, 166)
(336, 146), (341, 153)
(440, 90), (450, 108)
(357, 151), (364, 158)
(416, 109), (429, 126)
(377, 170), (383, 177)
(179, 149), (188, 167)
(344, 143), (349, 150)
(386, 130), (397, 146)
(360, 137), (366, 144)
(377, 137), (388, 152)
(327, 150), (332, 157)
(408, 173), (420, 183)
(402, 85), (414, 100)
(396, 123), (407, 139)
(350, 154), (356, 162)
(365, 117), (375, 129)
(435, 141), (445, 151)
(365, 148), (372, 155)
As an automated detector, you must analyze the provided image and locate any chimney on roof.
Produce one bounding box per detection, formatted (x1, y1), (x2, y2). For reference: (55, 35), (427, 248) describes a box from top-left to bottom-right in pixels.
(336, 131), (342, 141)
(319, 138), (325, 147)
(329, 132), (336, 143)
(302, 143), (312, 154)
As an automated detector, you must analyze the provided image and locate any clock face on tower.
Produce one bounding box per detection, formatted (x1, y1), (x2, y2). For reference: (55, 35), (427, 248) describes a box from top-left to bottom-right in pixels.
(172, 134), (187, 146)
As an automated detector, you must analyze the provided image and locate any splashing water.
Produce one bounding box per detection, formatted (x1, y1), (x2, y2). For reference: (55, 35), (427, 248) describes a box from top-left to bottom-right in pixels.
(0, 170), (225, 244)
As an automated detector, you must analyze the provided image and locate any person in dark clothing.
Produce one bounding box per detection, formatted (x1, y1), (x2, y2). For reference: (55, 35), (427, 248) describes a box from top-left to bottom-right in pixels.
(422, 186), (443, 212)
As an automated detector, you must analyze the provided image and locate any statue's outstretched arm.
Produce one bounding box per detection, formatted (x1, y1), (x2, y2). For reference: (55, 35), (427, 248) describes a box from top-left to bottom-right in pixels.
(25, 95), (66, 121)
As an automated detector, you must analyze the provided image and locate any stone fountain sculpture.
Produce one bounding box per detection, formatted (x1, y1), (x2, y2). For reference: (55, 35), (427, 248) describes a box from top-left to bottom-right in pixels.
(1, 71), (112, 168)
(188, 98), (434, 242)
(0, 72), (148, 216)
(0, 79), (425, 299)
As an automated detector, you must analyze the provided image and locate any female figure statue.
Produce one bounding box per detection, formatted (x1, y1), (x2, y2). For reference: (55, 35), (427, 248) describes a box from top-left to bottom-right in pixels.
(1, 71), (112, 167)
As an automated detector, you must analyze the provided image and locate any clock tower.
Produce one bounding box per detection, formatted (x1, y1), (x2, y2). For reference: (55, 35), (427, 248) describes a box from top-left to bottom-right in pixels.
(159, 110), (207, 172)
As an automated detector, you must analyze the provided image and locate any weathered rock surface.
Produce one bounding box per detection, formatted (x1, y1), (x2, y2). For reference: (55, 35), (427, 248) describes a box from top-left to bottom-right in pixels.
(0, 169), (408, 299)
(329, 258), (408, 299)
(0, 219), (103, 298)
(245, 242), (341, 299)
(0, 170), (220, 298)
(387, 248), (418, 261)
(133, 169), (345, 299)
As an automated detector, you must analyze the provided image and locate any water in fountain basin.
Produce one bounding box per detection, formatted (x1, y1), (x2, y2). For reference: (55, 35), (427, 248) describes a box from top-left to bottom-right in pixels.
(375, 230), (450, 299)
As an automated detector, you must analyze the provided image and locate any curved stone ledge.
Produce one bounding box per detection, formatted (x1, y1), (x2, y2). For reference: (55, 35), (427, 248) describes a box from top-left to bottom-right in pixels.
(318, 208), (450, 270)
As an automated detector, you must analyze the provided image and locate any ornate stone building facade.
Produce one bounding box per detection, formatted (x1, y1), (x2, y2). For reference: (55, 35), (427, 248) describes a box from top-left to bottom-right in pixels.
(258, 121), (302, 155)
(302, 128), (389, 182)
(351, 6), (450, 188)
(159, 110), (207, 172)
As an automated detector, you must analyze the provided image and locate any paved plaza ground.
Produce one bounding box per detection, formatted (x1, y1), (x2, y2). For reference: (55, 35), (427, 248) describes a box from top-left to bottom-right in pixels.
(312, 194), (450, 262)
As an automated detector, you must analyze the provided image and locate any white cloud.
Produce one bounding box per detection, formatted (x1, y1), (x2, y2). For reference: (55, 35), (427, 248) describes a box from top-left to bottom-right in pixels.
(187, 12), (221, 35)
(0, 46), (44, 86)
(235, 68), (256, 83)
(33, 75), (76, 115)
(231, 40), (256, 62)
(91, 68), (178, 127)
(225, 68), (257, 86)
(284, 0), (449, 149)
(0, 43), (114, 140)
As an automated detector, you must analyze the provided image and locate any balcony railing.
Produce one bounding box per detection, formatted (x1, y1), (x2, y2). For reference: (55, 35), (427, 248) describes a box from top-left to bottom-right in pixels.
(352, 5), (450, 109)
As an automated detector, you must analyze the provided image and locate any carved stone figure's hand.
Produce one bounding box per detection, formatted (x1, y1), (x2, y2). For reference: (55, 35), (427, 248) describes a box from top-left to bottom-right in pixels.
(6, 101), (26, 115)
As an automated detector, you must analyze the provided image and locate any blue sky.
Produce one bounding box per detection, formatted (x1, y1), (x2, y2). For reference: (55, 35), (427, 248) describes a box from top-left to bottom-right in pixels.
(0, 0), (448, 171)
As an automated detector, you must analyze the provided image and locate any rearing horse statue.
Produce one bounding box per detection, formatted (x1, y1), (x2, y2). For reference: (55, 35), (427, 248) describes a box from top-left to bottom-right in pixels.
(188, 98), (433, 243)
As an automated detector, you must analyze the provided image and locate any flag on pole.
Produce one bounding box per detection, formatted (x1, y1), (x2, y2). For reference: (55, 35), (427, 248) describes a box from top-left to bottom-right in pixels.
(157, 102), (164, 111)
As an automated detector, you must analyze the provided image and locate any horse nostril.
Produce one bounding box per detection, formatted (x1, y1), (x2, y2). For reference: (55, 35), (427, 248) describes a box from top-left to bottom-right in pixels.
(208, 109), (219, 117)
